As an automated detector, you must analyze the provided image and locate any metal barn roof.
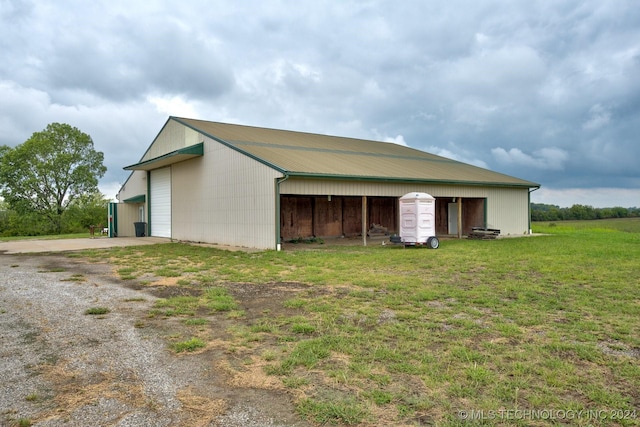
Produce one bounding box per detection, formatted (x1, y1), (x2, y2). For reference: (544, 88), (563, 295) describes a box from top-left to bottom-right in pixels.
(171, 117), (540, 188)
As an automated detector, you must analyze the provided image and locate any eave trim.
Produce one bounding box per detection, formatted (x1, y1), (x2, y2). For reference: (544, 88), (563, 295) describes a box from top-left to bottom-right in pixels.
(285, 172), (541, 189)
(123, 142), (204, 171)
(122, 194), (146, 203)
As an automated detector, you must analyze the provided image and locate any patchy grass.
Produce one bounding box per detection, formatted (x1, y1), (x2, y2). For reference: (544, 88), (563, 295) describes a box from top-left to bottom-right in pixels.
(173, 337), (206, 353)
(84, 307), (110, 315)
(123, 297), (146, 302)
(77, 219), (640, 426)
(152, 296), (200, 317)
(117, 267), (138, 280)
(150, 287), (239, 318)
(183, 318), (209, 326)
(39, 267), (65, 273)
(61, 273), (86, 282)
(205, 286), (238, 312)
(297, 396), (368, 425)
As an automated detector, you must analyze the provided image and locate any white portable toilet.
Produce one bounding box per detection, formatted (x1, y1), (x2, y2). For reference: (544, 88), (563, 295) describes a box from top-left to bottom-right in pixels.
(398, 192), (439, 249)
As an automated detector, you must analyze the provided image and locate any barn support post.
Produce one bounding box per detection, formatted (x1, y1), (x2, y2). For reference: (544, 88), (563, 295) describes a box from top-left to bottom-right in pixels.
(457, 197), (462, 239)
(274, 174), (289, 251)
(528, 186), (540, 234)
(362, 196), (367, 246)
(311, 197), (316, 237)
(146, 170), (152, 237)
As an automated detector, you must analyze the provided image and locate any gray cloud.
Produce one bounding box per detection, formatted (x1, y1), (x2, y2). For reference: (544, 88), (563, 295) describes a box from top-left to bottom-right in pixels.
(46, 16), (232, 102)
(0, 0), (638, 206)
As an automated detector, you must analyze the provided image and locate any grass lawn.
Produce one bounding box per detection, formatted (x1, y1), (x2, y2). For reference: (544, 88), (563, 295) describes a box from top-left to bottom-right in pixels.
(77, 220), (639, 426)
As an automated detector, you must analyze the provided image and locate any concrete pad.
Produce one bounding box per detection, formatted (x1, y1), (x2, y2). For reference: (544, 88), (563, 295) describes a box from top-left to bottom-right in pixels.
(0, 237), (171, 254)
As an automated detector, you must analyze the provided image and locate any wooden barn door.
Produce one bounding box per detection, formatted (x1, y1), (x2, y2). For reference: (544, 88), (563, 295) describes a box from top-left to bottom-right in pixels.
(314, 197), (343, 237)
(280, 196), (313, 238)
(342, 197), (362, 237)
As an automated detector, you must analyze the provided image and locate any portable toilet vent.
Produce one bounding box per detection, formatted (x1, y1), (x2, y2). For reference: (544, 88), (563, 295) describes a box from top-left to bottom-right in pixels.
(398, 192), (439, 249)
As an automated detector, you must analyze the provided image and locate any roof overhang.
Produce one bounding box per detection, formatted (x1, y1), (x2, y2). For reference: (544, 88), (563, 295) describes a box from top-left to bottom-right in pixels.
(124, 142), (204, 171)
(122, 194), (146, 203)
(283, 172), (541, 189)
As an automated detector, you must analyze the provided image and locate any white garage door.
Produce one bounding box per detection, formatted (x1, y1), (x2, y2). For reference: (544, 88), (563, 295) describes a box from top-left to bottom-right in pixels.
(150, 167), (171, 238)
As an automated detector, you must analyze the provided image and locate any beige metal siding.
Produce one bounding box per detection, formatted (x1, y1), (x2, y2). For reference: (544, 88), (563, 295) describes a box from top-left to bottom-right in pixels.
(115, 203), (141, 237)
(280, 178), (490, 198)
(171, 136), (281, 249)
(116, 170), (147, 237)
(485, 187), (531, 235)
(142, 120), (201, 162)
(280, 178), (530, 236)
(117, 170), (147, 202)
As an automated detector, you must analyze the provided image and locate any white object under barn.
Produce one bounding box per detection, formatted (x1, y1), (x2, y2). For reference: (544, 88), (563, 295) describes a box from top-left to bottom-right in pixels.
(398, 192), (439, 249)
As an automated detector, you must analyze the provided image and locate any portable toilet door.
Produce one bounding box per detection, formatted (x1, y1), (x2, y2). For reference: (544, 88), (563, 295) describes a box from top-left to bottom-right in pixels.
(399, 192), (439, 249)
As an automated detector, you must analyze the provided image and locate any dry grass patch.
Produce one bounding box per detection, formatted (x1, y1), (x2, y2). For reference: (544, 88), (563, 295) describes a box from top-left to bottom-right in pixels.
(33, 361), (228, 427)
(216, 357), (285, 390)
(176, 387), (227, 427)
(32, 360), (147, 423)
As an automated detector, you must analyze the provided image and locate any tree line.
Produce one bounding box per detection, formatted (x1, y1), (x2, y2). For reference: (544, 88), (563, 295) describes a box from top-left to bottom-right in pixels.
(0, 123), (108, 236)
(1, 122), (638, 236)
(531, 203), (640, 222)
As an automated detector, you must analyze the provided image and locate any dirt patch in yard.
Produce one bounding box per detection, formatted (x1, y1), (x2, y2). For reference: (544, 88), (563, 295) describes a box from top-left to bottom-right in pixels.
(0, 254), (312, 427)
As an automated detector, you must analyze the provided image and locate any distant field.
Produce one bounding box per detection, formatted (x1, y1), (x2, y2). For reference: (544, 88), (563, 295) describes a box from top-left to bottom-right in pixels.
(533, 217), (640, 233)
(69, 218), (640, 426)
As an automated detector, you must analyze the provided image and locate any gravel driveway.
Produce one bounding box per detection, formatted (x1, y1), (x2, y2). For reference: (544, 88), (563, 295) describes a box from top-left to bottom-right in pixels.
(0, 253), (309, 427)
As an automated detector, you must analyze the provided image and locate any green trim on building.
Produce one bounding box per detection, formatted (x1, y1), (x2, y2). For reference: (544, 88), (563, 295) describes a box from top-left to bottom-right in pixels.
(146, 170), (152, 236)
(124, 142), (204, 171)
(108, 202), (118, 238)
(123, 194), (146, 203)
(283, 172), (539, 189)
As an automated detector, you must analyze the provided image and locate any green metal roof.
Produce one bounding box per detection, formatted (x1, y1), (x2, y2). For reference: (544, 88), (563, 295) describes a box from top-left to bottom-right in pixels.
(124, 142), (204, 171)
(122, 194), (146, 203)
(172, 117), (539, 188)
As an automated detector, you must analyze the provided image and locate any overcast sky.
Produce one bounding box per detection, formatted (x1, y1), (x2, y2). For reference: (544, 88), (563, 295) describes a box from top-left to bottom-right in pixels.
(1, 0), (639, 208)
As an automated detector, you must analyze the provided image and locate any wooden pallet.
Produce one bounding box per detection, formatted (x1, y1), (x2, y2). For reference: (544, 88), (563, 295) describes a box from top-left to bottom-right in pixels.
(468, 227), (501, 239)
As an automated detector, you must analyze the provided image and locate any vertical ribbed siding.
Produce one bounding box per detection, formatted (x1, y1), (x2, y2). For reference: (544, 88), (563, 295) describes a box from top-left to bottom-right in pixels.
(142, 120), (201, 162)
(115, 203), (140, 237)
(280, 179), (491, 198)
(281, 178), (531, 236)
(171, 137), (281, 249)
(116, 170), (148, 237)
(117, 170), (147, 201)
(485, 187), (531, 235)
(150, 167), (172, 238)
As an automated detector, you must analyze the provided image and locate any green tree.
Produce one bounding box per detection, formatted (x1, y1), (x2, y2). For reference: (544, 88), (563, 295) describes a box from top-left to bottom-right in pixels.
(567, 204), (594, 220)
(0, 123), (107, 234)
(62, 192), (109, 232)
